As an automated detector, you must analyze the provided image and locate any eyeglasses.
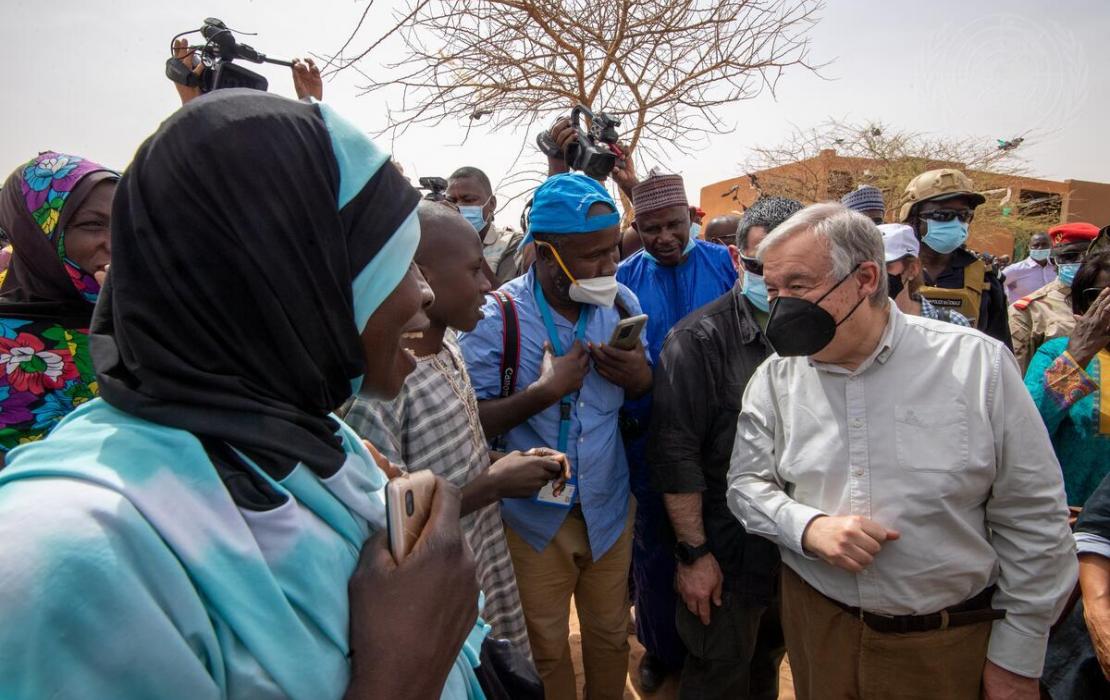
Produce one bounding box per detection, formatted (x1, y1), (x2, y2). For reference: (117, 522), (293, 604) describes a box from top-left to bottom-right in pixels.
(918, 208), (974, 224)
(1080, 286), (1107, 307)
(1049, 251), (1084, 266)
(739, 254), (763, 275)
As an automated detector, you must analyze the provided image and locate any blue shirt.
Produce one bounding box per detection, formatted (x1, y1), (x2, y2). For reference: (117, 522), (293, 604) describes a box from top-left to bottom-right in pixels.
(617, 240), (737, 362)
(458, 268), (645, 557)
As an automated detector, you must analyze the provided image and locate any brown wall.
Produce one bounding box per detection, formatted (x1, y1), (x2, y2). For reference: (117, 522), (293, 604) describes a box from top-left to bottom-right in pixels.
(699, 154), (1109, 258)
(1063, 179), (1110, 228)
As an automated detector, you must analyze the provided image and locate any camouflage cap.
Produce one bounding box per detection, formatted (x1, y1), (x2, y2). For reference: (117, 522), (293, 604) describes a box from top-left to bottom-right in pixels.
(898, 169), (987, 222)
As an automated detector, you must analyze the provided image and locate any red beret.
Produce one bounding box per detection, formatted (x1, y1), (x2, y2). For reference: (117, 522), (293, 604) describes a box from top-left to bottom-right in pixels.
(1049, 222), (1100, 246)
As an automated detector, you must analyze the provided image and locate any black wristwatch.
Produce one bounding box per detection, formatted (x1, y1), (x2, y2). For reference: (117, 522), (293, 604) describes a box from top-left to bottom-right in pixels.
(674, 541), (711, 565)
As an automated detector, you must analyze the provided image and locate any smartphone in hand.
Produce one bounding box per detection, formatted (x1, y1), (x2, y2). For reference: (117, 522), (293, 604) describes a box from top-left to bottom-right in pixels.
(386, 470), (437, 563)
(608, 314), (648, 351)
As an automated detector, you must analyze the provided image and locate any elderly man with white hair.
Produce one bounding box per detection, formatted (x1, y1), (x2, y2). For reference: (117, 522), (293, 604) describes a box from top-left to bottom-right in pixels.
(726, 203), (1076, 699)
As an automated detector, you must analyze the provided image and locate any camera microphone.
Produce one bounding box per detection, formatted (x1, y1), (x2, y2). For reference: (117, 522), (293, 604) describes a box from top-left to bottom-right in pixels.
(201, 18), (288, 66)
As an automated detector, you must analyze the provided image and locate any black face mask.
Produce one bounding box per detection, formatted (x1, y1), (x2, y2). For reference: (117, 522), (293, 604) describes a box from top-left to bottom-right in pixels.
(764, 265), (866, 357)
(887, 273), (904, 300)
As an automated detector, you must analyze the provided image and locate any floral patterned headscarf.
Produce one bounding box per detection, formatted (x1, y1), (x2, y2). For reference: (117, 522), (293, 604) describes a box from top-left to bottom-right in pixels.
(0, 152), (118, 452)
(0, 152), (118, 305)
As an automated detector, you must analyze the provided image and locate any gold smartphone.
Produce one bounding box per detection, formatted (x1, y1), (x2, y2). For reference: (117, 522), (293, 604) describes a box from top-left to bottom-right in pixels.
(386, 470), (437, 562)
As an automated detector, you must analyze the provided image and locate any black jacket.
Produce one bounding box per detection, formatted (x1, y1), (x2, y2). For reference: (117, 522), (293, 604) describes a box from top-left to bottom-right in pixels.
(648, 284), (779, 605)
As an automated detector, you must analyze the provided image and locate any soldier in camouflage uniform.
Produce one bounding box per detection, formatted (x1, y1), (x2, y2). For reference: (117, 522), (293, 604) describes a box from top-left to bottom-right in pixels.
(1009, 222), (1100, 374)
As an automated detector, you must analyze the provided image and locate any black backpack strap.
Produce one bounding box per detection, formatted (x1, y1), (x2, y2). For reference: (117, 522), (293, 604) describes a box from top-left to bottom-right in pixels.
(491, 291), (520, 399)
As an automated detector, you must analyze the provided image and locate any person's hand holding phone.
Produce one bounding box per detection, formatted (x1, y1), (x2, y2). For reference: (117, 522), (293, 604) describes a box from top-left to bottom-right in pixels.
(589, 341), (652, 398)
(489, 448), (570, 498)
(346, 476), (479, 700)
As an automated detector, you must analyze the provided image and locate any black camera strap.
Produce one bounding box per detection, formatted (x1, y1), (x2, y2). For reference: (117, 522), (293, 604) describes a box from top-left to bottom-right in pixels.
(491, 291), (520, 400)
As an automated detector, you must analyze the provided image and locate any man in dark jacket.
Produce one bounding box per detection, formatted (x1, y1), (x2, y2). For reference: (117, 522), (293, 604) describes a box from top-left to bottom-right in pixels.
(648, 196), (801, 699)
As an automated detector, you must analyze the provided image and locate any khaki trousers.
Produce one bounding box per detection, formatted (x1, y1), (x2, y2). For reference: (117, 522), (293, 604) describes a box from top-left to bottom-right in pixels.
(505, 505), (634, 700)
(780, 566), (992, 699)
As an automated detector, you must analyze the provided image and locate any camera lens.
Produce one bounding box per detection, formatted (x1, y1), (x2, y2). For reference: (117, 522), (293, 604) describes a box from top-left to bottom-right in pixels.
(405, 490), (414, 516)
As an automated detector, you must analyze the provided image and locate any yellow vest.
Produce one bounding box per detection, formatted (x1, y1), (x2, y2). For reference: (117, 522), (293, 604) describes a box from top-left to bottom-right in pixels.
(918, 259), (989, 329)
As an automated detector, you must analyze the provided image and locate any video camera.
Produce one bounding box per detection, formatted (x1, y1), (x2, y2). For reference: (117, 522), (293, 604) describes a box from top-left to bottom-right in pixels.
(537, 105), (623, 180)
(166, 18), (294, 94)
(418, 177), (449, 202)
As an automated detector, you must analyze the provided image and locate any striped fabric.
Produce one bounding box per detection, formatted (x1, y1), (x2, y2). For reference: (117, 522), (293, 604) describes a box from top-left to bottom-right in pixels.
(345, 335), (531, 657)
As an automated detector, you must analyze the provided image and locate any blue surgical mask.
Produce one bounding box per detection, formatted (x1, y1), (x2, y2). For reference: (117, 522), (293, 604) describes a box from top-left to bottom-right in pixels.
(742, 271), (769, 312)
(690, 223), (702, 239)
(643, 234), (697, 264)
(1029, 248), (1051, 262)
(459, 205), (488, 232)
(1058, 262), (1081, 287)
(922, 218), (969, 255)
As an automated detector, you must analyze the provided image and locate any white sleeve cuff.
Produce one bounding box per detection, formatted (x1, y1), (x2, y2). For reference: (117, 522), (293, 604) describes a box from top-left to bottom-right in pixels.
(780, 503), (827, 559)
(987, 618), (1048, 679)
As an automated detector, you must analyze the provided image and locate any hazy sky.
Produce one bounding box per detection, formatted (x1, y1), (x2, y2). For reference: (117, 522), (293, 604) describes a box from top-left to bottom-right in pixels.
(2, 0), (1108, 226)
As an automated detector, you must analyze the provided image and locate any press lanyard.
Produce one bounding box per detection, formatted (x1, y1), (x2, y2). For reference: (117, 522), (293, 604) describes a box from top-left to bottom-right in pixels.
(533, 277), (588, 508)
(534, 276), (589, 452)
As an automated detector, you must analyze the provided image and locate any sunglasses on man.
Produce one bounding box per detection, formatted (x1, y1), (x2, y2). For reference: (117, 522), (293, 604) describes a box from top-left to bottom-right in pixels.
(918, 208), (974, 224)
(1049, 251), (1085, 266)
(739, 254), (763, 276)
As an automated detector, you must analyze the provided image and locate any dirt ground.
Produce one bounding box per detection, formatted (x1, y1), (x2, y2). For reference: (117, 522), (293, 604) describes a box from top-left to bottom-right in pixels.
(567, 598), (795, 700)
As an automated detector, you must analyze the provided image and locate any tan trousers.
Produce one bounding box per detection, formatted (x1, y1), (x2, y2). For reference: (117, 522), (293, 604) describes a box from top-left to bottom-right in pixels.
(505, 505), (634, 700)
(780, 566), (992, 699)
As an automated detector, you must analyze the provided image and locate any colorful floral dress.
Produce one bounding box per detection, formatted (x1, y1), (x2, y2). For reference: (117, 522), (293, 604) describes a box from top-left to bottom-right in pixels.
(0, 151), (117, 454)
(0, 318), (97, 449)
(1025, 336), (1110, 506)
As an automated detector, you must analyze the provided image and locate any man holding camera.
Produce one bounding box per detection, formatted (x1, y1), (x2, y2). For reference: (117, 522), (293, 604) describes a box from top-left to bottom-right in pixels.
(446, 166), (524, 286)
(459, 173), (652, 700)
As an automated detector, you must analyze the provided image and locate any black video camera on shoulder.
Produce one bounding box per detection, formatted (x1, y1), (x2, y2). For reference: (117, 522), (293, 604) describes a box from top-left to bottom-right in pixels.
(418, 177), (449, 202)
(537, 105), (623, 180)
(166, 18), (293, 94)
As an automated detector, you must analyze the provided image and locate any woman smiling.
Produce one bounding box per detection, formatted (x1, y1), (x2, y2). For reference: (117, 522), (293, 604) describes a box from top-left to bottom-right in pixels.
(0, 151), (117, 456)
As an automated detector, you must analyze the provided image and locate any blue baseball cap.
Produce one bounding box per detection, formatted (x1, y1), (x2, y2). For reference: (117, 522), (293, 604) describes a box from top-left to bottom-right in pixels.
(523, 173), (620, 244)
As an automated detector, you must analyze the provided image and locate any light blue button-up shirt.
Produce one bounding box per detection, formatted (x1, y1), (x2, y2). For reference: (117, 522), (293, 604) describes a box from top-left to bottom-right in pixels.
(458, 268), (645, 558)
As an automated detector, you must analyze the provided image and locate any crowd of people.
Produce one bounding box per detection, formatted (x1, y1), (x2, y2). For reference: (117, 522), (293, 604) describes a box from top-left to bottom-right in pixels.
(0, 51), (1107, 700)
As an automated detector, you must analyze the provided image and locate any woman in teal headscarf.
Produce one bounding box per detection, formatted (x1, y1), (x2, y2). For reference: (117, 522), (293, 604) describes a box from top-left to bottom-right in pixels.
(0, 91), (487, 699)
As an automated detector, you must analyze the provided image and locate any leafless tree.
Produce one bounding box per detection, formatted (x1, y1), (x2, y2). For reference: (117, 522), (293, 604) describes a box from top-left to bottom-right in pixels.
(323, 0), (825, 169)
(742, 119), (1056, 252)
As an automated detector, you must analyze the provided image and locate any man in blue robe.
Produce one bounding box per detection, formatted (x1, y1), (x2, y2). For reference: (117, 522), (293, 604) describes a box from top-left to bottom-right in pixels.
(616, 172), (737, 691)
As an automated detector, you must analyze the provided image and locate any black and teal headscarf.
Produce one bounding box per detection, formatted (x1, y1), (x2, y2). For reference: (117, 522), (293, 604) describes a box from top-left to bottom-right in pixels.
(91, 90), (419, 505)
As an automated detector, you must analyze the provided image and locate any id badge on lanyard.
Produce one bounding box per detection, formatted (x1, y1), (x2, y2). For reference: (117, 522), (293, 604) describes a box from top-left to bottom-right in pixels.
(533, 278), (588, 509)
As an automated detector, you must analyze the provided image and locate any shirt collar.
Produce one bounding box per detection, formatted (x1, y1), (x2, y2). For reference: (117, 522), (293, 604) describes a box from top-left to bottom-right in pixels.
(809, 301), (902, 375)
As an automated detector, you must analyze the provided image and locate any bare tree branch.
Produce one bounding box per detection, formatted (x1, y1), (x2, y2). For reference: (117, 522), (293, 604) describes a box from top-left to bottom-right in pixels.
(327, 0), (825, 177)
